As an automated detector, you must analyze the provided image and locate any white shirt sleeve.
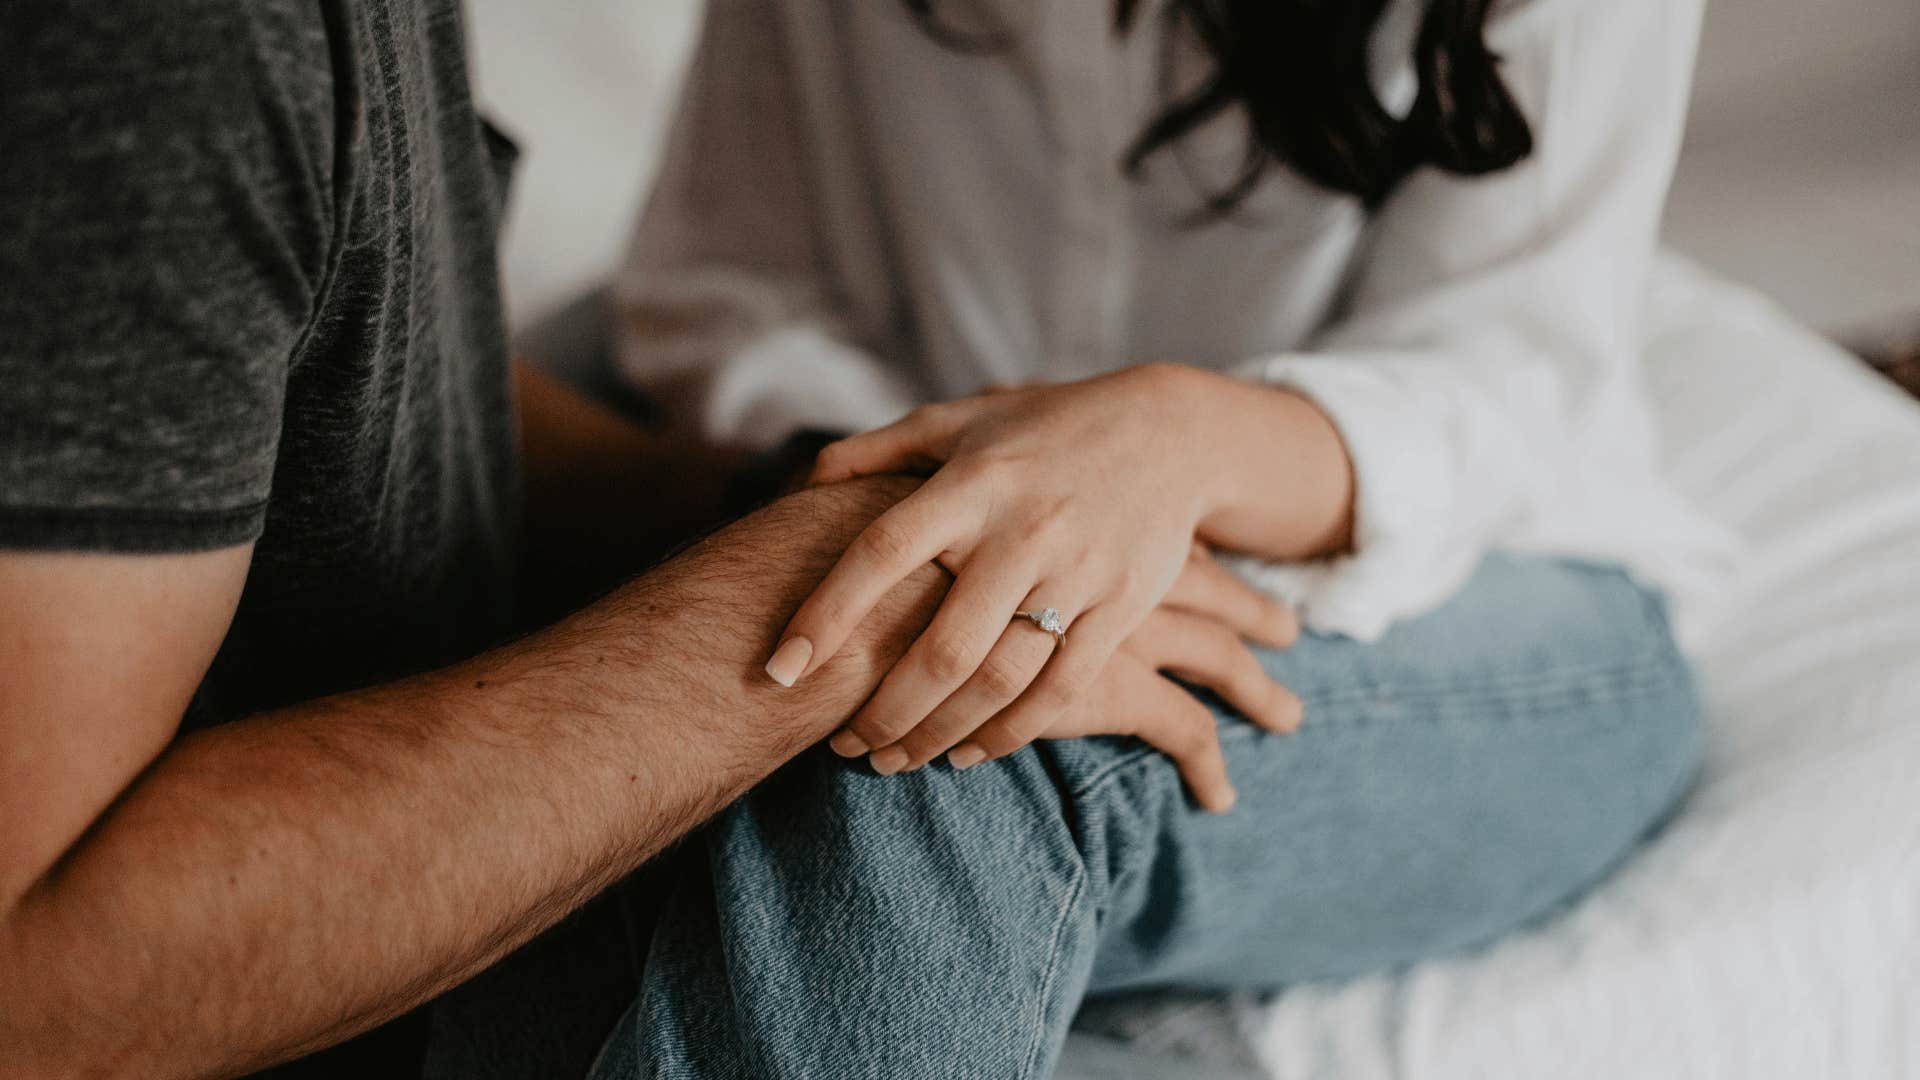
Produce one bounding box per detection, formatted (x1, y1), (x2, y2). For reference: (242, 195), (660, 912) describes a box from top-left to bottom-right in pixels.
(614, 0), (918, 449)
(1228, 0), (1714, 640)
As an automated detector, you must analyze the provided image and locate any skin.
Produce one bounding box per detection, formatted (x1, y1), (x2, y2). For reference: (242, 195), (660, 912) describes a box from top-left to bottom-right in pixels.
(0, 364), (1293, 1078)
(859, 542), (1306, 810)
(771, 363), (1356, 792)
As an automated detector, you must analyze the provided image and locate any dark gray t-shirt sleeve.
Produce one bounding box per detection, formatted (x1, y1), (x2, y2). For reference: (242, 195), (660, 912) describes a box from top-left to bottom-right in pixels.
(0, 3), (335, 551)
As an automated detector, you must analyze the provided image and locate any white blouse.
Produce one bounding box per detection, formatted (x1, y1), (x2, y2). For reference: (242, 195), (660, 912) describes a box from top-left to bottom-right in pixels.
(616, 0), (1734, 640)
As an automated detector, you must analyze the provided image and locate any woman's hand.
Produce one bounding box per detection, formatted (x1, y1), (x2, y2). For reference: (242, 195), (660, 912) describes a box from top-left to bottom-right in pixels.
(864, 543), (1304, 811)
(762, 366), (1216, 746)
(758, 362), (1337, 789)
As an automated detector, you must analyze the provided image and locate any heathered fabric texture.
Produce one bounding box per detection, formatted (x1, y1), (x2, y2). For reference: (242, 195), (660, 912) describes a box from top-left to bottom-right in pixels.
(0, 0), (522, 727)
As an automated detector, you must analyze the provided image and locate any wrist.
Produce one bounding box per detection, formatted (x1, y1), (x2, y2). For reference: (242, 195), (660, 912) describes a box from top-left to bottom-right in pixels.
(1151, 363), (1272, 523)
(580, 476), (948, 780)
(1171, 365), (1355, 560)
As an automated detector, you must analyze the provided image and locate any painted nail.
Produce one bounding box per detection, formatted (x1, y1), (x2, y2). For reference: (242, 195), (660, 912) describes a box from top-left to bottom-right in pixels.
(828, 730), (869, 758)
(948, 745), (987, 770)
(764, 636), (813, 688)
(869, 747), (910, 775)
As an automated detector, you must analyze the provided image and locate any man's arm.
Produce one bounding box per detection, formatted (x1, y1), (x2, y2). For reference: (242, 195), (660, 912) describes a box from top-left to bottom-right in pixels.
(0, 477), (944, 1080)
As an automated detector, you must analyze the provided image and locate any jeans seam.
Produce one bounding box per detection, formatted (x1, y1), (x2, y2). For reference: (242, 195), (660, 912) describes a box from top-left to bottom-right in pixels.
(1294, 665), (1690, 721)
(1017, 855), (1088, 1080)
(1278, 647), (1684, 706)
(1065, 657), (1693, 805)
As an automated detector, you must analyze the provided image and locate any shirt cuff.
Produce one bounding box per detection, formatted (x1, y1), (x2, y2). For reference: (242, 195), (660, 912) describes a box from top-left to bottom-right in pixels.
(701, 327), (921, 449)
(1222, 354), (1486, 641)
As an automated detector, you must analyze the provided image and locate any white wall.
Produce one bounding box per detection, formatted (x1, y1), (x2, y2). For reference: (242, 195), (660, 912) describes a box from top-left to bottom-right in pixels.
(465, 0), (703, 330)
(1670, 0), (1920, 337)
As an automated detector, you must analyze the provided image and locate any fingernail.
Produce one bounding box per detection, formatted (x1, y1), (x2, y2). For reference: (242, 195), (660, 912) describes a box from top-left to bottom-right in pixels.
(948, 745), (987, 770)
(1212, 788), (1239, 814)
(1258, 686), (1302, 732)
(828, 730), (869, 757)
(765, 636), (813, 688)
(869, 747), (910, 775)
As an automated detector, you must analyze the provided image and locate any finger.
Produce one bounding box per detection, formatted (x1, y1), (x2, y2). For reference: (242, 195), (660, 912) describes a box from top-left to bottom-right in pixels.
(807, 403), (972, 487)
(1161, 546), (1299, 649)
(1123, 664), (1239, 813)
(874, 618), (1055, 772)
(870, 577), (1083, 771)
(831, 549), (1035, 762)
(948, 603), (1131, 768)
(767, 481), (968, 687)
(1132, 609), (1302, 734)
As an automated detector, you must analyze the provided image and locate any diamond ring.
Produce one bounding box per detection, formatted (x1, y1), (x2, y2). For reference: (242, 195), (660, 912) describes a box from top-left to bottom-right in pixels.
(1013, 607), (1068, 647)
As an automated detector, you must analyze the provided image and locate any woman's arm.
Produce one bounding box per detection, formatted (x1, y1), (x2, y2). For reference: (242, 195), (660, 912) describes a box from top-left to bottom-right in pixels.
(753, 0), (1728, 776)
(1177, 369), (1358, 563)
(616, 0), (918, 448)
(1222, 0), (1729, 640)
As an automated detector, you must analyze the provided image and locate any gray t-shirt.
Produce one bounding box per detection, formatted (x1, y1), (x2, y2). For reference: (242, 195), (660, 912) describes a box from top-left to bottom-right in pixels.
(0, 0), (521, 729)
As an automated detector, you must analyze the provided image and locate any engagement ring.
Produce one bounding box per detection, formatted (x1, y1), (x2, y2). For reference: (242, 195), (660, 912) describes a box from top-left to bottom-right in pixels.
(1013, 607), (1068, 647)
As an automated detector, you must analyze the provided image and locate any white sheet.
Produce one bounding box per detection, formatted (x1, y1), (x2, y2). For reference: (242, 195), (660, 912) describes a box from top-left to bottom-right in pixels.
(1232, 258), (1920, 1080)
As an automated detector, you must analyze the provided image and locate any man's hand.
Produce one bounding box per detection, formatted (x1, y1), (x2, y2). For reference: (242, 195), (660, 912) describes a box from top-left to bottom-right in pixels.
(0, 475), (944, 1079)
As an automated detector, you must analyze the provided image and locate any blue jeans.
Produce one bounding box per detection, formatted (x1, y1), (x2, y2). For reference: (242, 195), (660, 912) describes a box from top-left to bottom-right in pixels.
(590, 554), (1703, 1079)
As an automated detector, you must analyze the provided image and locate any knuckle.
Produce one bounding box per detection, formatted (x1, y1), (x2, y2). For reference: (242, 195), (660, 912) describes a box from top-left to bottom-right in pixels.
(1158, 721), (1203, 759)
(807, 593), (854, 637)
(895, 725), (946, 759)
(966, 728), (1016, 759)
(1199, 622), (1241, 658)
(813, 440), (853, 472)
(1174, 712), (1220, 755)
(996, 712), (1050, 749)
(1010, 714), (1052, 745)
(921, 633), (977, 682)
(856, 712), (917, 746)
(975, 653), (1031, 701)
(1036, 673), (1084, 713)
(1027, 496), (1077, 543)
(942, 455), (997, 486)
(859, 518), (919, 566)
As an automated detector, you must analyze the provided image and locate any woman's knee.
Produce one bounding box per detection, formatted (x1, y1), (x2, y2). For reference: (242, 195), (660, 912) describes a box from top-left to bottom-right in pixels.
(1258, 555), (1699, 731)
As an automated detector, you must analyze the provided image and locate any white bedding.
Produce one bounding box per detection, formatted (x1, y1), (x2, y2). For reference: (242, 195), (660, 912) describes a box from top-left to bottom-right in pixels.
(1223, 258), (1920, 1080)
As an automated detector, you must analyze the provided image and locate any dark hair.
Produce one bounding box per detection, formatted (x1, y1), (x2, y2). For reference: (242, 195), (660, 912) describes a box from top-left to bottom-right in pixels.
(902, 0), (1533, 215)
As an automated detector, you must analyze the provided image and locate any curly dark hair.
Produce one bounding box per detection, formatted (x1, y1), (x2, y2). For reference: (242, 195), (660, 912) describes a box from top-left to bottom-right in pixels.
(902, 0), (1534, 215)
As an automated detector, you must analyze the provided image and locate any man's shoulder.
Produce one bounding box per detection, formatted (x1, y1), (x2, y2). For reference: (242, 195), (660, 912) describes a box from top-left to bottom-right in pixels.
(0, 0), (352, 554)
(5, 0), (336, 123)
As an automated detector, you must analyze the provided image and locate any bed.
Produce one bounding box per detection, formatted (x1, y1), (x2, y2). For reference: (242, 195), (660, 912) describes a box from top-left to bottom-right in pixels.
(1058, 257), (1920, 1079)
